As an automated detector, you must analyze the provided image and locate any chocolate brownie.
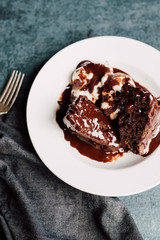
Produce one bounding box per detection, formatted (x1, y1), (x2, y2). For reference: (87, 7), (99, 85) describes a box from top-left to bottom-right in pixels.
(57, 60), (160, 162)
(63, 96), (120, 153)
(118, 83), (160, 155)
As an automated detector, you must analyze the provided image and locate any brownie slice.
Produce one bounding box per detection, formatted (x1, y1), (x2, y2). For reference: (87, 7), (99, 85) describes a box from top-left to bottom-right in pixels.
(118, 84), (160, 155)
(63, 96), (120, 152)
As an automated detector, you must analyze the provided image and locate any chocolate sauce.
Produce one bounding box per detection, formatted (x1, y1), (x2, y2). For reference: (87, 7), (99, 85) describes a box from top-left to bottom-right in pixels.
(56, 84), (72, 129)
(145, 132), (160, 156)
(113, 68), (127, 74)
(64, 128), (123, 162)
(56, 63), (160, 162)
(56, 84), (123, 162)
(77, 61), (111, 93)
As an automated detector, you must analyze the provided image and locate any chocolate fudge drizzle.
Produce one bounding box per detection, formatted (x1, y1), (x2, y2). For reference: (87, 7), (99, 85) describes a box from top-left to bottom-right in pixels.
(56, 85), (123, 162)
(56, 62), (160, 162)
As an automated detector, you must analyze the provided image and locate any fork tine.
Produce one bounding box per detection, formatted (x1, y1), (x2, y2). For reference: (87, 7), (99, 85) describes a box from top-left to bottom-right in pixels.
(0, 70), (17, 102)
(5, 71), (21, 105)
(6, 73), (24, 108)
(1, 70), (19, 104)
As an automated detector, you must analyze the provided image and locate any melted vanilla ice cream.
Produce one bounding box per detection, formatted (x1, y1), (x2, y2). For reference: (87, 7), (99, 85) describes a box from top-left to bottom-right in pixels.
(71, 61), (136, 120)
(71, 61), (113, 103)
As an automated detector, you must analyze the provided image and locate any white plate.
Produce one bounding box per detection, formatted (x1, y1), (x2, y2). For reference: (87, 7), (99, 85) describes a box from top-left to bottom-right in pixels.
(27, 36), (160, 196)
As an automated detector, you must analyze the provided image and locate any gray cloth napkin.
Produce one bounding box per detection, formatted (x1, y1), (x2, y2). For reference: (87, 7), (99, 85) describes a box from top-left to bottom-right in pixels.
(0, 99), (143, 240)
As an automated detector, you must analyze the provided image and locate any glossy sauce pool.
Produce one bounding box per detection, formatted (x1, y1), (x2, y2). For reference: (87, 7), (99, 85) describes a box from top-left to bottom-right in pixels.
(56, 66), (160, 162)
(56, 66), (126, 163)
(56, 86), (123, 162)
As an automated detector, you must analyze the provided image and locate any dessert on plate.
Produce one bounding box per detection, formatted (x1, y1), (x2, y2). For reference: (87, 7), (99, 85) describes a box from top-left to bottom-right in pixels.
(56, 60), (160, 162)
(64, 96), (121, 153)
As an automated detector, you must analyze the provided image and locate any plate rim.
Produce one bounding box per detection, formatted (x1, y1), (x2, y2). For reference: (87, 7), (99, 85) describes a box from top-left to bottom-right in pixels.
(26, 36), (160, 196)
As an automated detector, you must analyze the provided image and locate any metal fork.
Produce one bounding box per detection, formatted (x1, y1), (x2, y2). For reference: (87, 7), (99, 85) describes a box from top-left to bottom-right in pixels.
(0, 70), (24, 115)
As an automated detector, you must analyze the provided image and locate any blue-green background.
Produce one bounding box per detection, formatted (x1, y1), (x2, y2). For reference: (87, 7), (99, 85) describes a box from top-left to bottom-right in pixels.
(0, 0), (160, 239)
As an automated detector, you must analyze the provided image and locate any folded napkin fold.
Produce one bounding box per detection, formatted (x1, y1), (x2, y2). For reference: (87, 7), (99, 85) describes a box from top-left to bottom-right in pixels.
(0, 101), (143, 240)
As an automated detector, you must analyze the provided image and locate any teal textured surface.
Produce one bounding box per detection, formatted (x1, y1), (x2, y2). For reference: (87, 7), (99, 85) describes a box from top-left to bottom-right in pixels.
(0, 0), (160, 239)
